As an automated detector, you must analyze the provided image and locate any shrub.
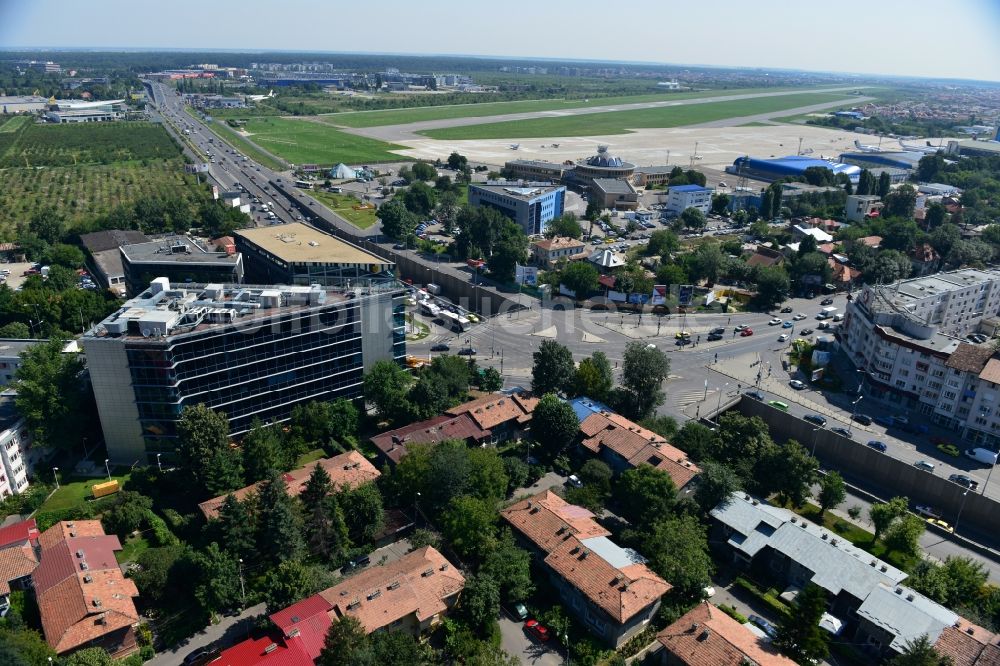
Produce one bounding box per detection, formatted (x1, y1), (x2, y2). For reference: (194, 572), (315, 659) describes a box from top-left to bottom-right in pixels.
(717, 603), (748, 624)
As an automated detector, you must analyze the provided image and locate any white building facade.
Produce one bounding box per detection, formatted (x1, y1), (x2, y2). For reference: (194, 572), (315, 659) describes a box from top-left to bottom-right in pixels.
(0, 401), (31, 497)
(665, 185), (713, 216)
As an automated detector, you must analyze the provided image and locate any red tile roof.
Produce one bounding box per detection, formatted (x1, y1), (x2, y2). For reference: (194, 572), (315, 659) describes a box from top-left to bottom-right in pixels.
(911, 242), (940, 263)
(0, 518), (39, 549)
(501, 490), (610, 553)
(579, 411), (700, 488)
(858, 235), (883, 248)
(829, 259), (862, 284)
(657, 602), (798, 666)
(0, 541), (38, 595)
(269, 594), (333, 661)
(446, 392), (538, 430)
(200, 451), (381, 519)
(214, 632), (314, 666)
(33, 522), (139, 654)
(935, 621), (1000, 666)
(319, 546), (465, 633)
(746, 246), (785, 268)
(370, 413), (488, 465)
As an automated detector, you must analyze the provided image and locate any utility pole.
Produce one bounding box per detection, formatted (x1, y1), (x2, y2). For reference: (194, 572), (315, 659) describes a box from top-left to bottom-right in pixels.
(238, 558), (246, 610)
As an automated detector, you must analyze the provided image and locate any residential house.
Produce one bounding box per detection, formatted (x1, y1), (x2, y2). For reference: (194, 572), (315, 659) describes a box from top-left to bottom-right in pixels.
(910, 243), (941, 277)
(854, 235), (883, 250)
(828, 258), (862, 290)
(656, 602), (797, 666)
(846, 195), (883, 223)
(33, 520), (140, 657)
(578, 411), (700, 490)
(790, 225), (833, 244)
(932, 621), (1000, 666)
(0, 518), (40, 616)
(531, 237), (587, 267)
(199, 450), (380, 520)
(502, 490), (671, 648)
(370, 392), (538, 466)
(746, 246), (785, 269)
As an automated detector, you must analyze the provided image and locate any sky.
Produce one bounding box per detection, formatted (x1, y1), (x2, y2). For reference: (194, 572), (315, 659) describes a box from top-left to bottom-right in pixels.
(2, 0), (999, 82)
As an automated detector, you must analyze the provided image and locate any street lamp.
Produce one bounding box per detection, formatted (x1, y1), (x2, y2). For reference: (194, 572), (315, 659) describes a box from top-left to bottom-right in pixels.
(849, 395), (864, 434)
(156, 453), (162, 473)
(716, 382), (729, 417)
(104, 458), (111, 481)
(955, 490), (971, 533)
(811, 427), (822, 457)
(52, 467), (59, 490)
(238, 558), (246, 610)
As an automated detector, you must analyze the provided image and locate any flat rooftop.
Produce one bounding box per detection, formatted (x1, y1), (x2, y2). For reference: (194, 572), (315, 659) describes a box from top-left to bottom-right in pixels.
(0, 338), (40, 359)
(506, 159), (567, 170)
(86, 280), (359, 341)
(236, 223), (392, 266)
(592, 177), (637, 195)
(121, 236), (241, 266)
(885, 268), (1000, 306)
(471, 181), (564, 201)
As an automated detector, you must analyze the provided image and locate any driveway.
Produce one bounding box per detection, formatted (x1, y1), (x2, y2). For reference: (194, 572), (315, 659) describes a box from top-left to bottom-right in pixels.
(498, 614), (562, 666)
(147, 603), (265, 666)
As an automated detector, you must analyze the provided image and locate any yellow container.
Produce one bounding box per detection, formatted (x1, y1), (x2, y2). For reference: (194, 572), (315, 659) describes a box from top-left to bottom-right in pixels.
(92, 480), (120, 499)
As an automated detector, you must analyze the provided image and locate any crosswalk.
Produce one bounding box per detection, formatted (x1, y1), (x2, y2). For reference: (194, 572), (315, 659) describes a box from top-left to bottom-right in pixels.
(672, 387), (719, 407)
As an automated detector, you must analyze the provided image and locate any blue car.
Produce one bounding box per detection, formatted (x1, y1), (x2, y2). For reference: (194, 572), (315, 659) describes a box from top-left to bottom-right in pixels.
(748, 614), (778, 639)
(867, 440), (888, 452)
(782, 321), (793, 329)
(874, 415), (895, 427)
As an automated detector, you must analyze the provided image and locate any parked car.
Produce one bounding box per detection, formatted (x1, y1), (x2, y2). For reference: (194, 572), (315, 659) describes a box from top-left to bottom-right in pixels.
(183, 648), (221, 666)
(966, 448), (999, 465)
(430, 344), (450, 352)
(948, 474), (979, 490)
(831, 427), (852, 438)
(793, 313), (807, 321)
(780, 307), (793, 313)
(816, 321), (830, 330)
(507, 602), (529, 621)
(675, 331), (691, 339)
(768, 400), (789, 411)
(707, 333), (723, 341)
(866, 440), (888, 452)
(800, 328), (814, 336)
(852, 414), (873, 426)
(525, 619), (551, 642)
(915, 505), (942, 519)
(789, 379), (806, 390)
(711, 327), (725, 335)
(926, 518), (954, 533)
(740, 328), (754, 337)
(744, 390), (765, 401)
(748, 615), (778, 639)
(874, 415), (895, 427)
(778, 333), (790, 342)
(566, 474), (583, 488)
(804, 414), (827, 427)
(769, 318), (782, 326)
(821, 297), (834, 306)
(915, 460), (936, 472)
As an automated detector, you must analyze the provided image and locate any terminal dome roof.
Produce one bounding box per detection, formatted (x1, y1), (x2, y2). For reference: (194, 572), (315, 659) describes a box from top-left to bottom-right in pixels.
(584, 145), (628, 168)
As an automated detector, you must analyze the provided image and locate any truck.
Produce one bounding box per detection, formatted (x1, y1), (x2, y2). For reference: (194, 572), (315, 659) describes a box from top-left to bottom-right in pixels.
(425, 283), (441, 296)
(817, 306), (838, 320)
(965, 448), (999, 465)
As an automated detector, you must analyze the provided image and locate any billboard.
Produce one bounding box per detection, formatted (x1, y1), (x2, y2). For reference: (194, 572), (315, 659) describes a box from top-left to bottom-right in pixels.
(678, 284), (694, 306)
(516, 264), (538, 287)
(185, 163), (210, 174)
(651, 285), (667, 306)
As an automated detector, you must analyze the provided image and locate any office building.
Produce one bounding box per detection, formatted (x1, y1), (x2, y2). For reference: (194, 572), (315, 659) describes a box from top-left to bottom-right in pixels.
(468, 182), (566, 235)
(81, 230), (150, 294)
(120, 236), (244, 297)
(591, 178), (639, 210)
(665, 184), (714, 216)
(0, 396), (31, 498)
(632, 166), (675, 188)
(503, 159), (567, 182)
(82, 278), (405, 464)
(235, 223), (395, 288)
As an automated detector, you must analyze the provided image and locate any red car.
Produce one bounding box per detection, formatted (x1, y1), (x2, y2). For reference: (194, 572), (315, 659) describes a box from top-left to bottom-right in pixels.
(525, 619), (551, 642)
(740, 328), (754, 337)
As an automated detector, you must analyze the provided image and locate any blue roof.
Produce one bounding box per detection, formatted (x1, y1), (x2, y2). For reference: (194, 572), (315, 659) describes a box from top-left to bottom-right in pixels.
(732, 155), (861, 182)
(670, 184), (712, 192)
(567, 397), (614, 423)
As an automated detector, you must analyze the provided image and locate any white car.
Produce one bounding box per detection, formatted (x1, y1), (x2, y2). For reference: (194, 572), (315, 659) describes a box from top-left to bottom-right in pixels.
(778, 333), (790, 342)
(793, 313), (807, 321)
(567, 475), (583, 488)
(769, 318), (782, 326)
(789, 379), (806, 390)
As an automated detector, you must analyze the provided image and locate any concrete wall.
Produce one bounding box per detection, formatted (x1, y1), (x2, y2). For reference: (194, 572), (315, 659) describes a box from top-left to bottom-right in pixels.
(736, 398), (998, 535)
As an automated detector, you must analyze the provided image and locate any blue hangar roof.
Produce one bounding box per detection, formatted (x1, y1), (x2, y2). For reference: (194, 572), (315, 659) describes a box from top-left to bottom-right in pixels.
(731, 155), (861, 182)
(670, 184), (713, 193)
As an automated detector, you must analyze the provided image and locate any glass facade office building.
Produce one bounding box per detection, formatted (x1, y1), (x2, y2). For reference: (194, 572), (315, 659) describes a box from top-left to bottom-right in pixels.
(84, 279), (405, 463)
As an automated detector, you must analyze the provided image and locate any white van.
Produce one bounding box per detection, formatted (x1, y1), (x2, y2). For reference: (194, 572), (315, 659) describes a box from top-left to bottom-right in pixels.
(966, 448), (999, 465)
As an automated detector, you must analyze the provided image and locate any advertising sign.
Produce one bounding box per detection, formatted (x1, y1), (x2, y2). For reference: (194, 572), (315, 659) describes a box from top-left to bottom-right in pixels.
(516, 264), (538, 287)
(678, 284), (694, 306)
(651, 284), (667, 306)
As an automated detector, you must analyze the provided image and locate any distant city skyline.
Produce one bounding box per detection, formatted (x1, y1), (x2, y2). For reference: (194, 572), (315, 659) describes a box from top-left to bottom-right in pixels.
(1, 0), (999, 83)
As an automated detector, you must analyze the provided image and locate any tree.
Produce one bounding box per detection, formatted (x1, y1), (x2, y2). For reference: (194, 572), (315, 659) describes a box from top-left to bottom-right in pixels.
(711, 193), (731, 216)
(459, 572), (501, 632)
(176, 404), (243, 496)
(869, 496), (909, 541)
(871, 249), (913, 284)
(615, 465), (676, 529)
(101, 490), (153, 538)
(435, 190), (460, 233)
(687, 243), (725, 283)
(884, 514), (926, 558)
(375, 199), (417, 240)
(411, 161), (437, 181)
(0, 322), (30, 338)
(884, 185), (919, 220)
(130, 545), (186, 604)
(752, 265), (791, 309)
(817, 471), (846, 517)
(63, 648), (114, 666)
(27, 206), (65, 245)
(571, 351), (613, 401)
(260, 559), (314, 613)
(655, 263), (688, 288)
(476, 366), (503, 393)
(14, 338), (88, 451)
(680, 207), (706, 230)
(546, 213), (583, 240)
(339, 482), (385, 544)
(857, 169), (876, 196)
(882, 217), (921, 251)
(877, 171), (892, 198)
(503, 457), (530, 493)
(488, 219), (528, 283)
(441, 495), (497, 558)
(888, 634), (954, 666)
(257, 469), (306, 565)
(559, 261), (599, 299)
(908, 557), (988, 609)
(481, 529), (534, 603)
(530, 394), (579, 460)
(370, 631), (431, 666)
(924, 202), (948, 230)
(694, 461), (743, 513)
(363, 359), (412, 423)
(47, 243), (85, 269)
(673, 421), (719, 463)
(647, 229), (680, 257)
(318, 615), (372, 666)
(215, 493), (256, 560)
(929, 223), (960, 257)
(242, 418), (284, 482)
(531, 340), (574, 396)
(447, 151), (468, 171)
(403, 181), (437, 216)
(0, 627), (57, 665)
(192, 542), (243, 614)
(775, 584), (830, 664)
(764, 441), (818, 507)
(614, 341), (670, 420)
(638, 514), (713, 600)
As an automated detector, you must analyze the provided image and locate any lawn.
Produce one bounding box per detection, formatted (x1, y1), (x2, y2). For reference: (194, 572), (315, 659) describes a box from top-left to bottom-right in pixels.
(191, 108), (287, 171)
(317, 86), (815, 128)
(0, 115), (31, 133)
(309, 189), (379, 228)
(240, 117), (409, 165)
(420, 92), (853, 140)
(40, 474), (131, 513)
(117, 534), (151, 564)
(295, 448), (327, 467)
(791, 501), (919, 571)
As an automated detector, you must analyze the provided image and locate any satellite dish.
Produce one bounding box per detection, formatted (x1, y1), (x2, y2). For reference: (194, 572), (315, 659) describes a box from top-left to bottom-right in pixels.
(141, 328), (151, 338)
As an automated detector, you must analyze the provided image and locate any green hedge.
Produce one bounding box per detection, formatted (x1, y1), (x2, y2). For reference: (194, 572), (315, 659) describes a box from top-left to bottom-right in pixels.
(734, 576), (791, 619)
(717, 603), (748, 624)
